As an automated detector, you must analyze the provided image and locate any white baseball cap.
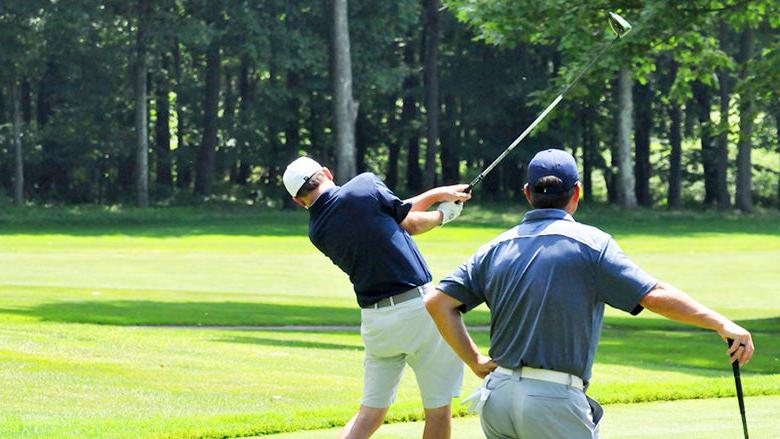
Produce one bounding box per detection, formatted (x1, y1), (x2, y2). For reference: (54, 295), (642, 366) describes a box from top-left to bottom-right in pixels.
(283, 157), (323, 197)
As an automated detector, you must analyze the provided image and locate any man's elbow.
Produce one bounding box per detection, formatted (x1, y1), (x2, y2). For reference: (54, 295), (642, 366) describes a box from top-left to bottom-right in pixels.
(639, 282), (670, 311)
(424, 290), (457, 318)
(401, 218), (422, 235)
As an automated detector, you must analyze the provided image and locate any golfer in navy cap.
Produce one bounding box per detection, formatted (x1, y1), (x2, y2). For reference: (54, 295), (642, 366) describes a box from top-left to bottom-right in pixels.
(283, 156), (470, 439)
(425, 149), (754, 438)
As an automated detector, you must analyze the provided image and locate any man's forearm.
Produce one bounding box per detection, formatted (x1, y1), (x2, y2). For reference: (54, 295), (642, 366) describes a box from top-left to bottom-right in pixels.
(405, 188), (442, 212)
(401, 211), (443, 235)
(640, 282), (728, 331)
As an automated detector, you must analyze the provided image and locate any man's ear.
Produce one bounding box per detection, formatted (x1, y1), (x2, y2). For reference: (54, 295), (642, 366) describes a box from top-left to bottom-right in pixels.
(572, 182), (581, 203)
(322, 167), (334, 181)
(523, 183), (533, 205)
(292, 196), (307, 209)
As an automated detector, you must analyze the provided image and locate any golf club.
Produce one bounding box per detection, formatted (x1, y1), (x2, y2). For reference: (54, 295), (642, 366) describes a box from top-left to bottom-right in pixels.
(727, 338), (750, 439)
(465, 12), (632, 192)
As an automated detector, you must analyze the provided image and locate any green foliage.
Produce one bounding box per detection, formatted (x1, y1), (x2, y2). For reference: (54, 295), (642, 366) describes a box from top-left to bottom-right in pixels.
(0, 0), (779, 207)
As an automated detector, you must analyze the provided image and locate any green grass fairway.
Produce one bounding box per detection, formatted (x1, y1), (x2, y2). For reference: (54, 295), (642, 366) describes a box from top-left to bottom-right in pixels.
(261, 395), (780, 438)
(0, 206), (778, 438)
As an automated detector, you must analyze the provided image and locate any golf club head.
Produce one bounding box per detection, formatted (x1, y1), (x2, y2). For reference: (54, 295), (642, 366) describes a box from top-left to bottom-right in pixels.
(608, 12), (632, 38)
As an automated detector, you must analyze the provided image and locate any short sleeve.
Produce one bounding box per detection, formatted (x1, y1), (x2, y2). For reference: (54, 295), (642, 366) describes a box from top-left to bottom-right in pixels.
(373, 176), (413, 223)
(437, 254), (486, 313)
(595, 239), (658, 315)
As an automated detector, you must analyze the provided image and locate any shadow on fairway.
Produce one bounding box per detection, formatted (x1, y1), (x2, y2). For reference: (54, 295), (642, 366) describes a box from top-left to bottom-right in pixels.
(217, 335), (363, 351)
(0, 298), (493, 327)
(0, 300), (361, 327)
(3, 299), (778, 376)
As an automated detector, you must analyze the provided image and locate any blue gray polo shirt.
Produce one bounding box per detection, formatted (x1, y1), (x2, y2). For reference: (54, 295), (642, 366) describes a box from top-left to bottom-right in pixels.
(438, 209), (658, 382)
(308, 172), (432, 308)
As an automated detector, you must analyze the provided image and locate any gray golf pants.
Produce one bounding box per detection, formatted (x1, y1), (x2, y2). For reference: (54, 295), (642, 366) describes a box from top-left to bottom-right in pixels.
(479, 372), (601, 439)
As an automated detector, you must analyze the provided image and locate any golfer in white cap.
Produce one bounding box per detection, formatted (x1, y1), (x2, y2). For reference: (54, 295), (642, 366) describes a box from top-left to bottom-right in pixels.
(284, 156), (469, 439)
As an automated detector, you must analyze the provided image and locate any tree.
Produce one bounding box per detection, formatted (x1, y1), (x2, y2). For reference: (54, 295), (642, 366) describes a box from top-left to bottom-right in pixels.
(331, 0), (358, 183)
(195, 3), (222, 196)
(422, 0), (441, 188)
(633, 80), (652, 207)
(716, 21), (732, 209)
(134, 0), (150, 207)
(735, 27), (754, 211)
(11, 80), (24, 206)
(616, 67), (638, 209)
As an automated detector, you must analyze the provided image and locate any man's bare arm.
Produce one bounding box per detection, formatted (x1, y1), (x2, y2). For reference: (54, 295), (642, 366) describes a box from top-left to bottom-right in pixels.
(424, 290), (497, 378)
(404, 184), (471, 212)
(640, 281), (754, 365)
(400, 211), (444, 235)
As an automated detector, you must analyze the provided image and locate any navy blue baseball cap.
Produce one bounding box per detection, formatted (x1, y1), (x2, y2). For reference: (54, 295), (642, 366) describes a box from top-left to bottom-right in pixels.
(527, 149), (579, 194)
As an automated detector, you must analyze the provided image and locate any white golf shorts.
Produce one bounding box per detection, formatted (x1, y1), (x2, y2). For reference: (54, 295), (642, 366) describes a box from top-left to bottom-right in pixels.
(359, 291), (464, 409)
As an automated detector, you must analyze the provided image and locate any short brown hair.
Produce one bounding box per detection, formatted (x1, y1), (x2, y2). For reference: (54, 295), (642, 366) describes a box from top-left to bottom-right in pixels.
(295, 170), (327, 198)
(528, 176), (575, 209)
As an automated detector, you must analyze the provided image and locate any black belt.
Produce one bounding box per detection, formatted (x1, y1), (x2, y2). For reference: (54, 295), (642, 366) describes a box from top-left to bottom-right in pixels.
(362, 285), (428, 309)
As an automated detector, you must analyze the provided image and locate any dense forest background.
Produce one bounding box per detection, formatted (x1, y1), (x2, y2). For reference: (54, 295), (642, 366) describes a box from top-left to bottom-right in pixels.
(1, 0), (779, 210)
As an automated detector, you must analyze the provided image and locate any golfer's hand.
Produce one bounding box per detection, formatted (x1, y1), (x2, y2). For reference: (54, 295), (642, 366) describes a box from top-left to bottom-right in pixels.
(718, 321), (754, 366)
(470, 354), (498, 379)
(436, 184), (472, 203)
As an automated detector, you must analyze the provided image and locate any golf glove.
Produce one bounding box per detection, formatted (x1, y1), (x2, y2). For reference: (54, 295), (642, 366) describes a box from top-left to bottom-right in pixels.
(437, 201), (463, 225)
(462, 380), (491, 414)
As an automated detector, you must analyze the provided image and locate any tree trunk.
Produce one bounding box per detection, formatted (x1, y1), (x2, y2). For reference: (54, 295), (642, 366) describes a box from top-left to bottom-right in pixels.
(692, 81), (716, 206)
(155, 53), (173, 188)
(735, 28), (754, 212)
(355, 111), (368, 173)
(616, 67), (637, 209)
(668, 100), (682, 209)
(331, 0), (357, 183)
(195, 39), (221, 196)
(11, 81), (24, 206)
(135, 0), (150, 208)
(21, 79), (32, 124)
(234, 54), (252, 185)
(386, 96), (401, 190)
(716, 21), (731, 209)
(422, 0), (440, 188)
(633, 81), (652, 206)
(173, 39), (190, 189)
(440, 94), (459, 185)
(776, 110), (780, 208)
(403, 34), (422, 192)
(581, 105), (593, 202)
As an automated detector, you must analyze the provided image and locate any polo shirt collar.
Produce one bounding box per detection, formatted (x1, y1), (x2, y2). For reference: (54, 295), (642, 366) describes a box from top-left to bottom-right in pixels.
(521, 208), (575, 223)
(308, 186), (339, 214)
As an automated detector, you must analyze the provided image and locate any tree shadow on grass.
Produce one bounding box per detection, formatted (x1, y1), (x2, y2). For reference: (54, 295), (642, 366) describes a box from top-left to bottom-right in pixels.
(216, 335), (363, 351)
(0, 300), (361, 327)
(0, 299), (493, 327)
(2, 299), (778, 377)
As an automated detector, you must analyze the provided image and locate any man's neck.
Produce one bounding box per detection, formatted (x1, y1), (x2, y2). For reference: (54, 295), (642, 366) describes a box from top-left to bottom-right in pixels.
(303, 181), (336, 208)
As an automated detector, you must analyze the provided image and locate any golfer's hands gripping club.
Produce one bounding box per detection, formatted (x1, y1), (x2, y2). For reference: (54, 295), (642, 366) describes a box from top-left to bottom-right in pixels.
(436, 183), (471, 203)
(719, 322), (754, 366)
(437, 184), (471, 225)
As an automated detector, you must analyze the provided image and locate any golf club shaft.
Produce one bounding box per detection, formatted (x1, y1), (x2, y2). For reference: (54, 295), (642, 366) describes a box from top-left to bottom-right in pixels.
(727, 338), (750, 439)
(467, 37), (618, 191)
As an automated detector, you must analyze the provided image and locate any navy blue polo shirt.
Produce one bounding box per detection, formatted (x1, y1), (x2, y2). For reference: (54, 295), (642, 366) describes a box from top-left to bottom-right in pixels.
(438, 209), (658, 382)
(308, 173), (432, 307)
